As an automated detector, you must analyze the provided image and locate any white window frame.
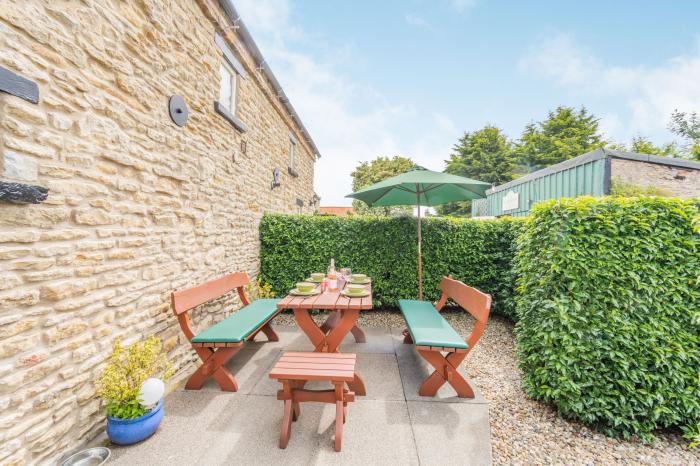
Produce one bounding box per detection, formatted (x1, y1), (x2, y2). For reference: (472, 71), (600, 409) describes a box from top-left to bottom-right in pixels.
(219, 58), (238, 115)
(289, 136), (296, 171)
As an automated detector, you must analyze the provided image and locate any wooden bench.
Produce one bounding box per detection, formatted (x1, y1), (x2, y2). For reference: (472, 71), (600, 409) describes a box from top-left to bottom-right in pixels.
(399, 276), (491, 398)
(171, 272), (281, 392)
(269, 352), (356, 452)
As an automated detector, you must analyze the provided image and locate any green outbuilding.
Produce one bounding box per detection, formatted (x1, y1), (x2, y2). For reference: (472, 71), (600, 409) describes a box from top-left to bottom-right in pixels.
(472, 148), (700, 217)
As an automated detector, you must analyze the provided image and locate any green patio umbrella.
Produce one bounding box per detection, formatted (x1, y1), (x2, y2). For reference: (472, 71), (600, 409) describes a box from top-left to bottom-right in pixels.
(346, 167), (490, 300)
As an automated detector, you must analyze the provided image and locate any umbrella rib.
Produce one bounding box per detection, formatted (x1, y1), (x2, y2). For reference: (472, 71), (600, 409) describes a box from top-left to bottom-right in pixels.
(367, 186), (398, 206)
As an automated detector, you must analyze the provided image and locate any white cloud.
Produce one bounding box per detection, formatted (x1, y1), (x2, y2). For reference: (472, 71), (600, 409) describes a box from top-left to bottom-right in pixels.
(235, 0), (460, 206)
(448, 0), (477, 13)
(520, 33), (700, 141)
(405, 13), (430, 29)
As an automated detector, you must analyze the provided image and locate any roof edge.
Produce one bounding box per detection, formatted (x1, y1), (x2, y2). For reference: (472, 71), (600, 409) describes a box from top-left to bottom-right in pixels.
(487, 148), (700, 195)
(219, 0), (321, 158)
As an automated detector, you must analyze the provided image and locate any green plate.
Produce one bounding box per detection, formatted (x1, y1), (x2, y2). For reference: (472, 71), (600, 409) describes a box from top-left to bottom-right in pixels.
(350, 277), (371, 285)
(306, 277), (324, 283)
(290, 288), (321, 296)
(341, 290), (370, 298)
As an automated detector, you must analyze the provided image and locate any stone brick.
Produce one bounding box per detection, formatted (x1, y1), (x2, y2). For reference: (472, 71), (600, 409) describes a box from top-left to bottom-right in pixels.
(0, 289), (40, 311)
(0, 248), (31, 260)
(40, 279), (97, 301)
(2, 152), (38, 182)
(0, 231), (41, 243)
(44, 321), (89, 345)
(72, 208), (116, 226)
(0, 273), (22, 290)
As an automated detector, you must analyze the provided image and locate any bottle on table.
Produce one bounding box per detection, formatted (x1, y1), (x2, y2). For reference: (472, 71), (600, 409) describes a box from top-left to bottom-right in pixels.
(327, 258), (338, 292)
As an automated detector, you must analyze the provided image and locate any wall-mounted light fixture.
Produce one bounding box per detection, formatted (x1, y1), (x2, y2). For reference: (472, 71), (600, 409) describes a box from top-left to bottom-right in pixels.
(271, 168), (281, 189)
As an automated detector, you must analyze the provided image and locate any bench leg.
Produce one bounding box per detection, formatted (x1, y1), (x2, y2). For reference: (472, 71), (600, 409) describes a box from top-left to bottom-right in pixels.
(259, 321), (280, 341)
(417, 349), (473, 398)
(347, 371), (366, 397)
(402, 329), (413, 344)
(334, 383), (344, 452)
(186, 346), (241, 392)
(280, 399), (293, 449)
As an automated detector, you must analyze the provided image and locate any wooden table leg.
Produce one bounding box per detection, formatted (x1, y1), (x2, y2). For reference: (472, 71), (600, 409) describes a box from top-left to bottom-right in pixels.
(350, 325), (366, 343)
(319, 311), (340, 334)
(293, 308), (328, 351)
(324, 309), (359, 352)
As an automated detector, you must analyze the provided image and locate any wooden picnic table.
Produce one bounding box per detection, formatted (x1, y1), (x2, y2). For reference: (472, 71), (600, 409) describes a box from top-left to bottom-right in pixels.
(277, 280), (372, 396)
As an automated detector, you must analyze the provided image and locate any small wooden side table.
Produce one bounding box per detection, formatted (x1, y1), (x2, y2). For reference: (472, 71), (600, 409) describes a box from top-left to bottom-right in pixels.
(269, 352), (357, 452)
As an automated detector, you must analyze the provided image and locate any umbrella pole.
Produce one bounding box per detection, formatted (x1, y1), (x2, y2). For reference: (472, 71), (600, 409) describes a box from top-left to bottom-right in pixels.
(416, 189), (422, 301)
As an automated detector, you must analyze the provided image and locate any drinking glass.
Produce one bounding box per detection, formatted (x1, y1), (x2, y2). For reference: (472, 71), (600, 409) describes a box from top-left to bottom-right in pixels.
(340, 267), (352, 282)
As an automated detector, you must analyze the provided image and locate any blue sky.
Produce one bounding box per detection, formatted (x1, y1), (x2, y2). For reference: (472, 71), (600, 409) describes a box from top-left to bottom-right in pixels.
(236, 0), (700, 205)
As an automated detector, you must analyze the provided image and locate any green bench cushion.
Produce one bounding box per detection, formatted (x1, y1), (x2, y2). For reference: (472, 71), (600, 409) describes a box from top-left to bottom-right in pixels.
(398, 299), (469, 349)
(191, 298), (281, 343)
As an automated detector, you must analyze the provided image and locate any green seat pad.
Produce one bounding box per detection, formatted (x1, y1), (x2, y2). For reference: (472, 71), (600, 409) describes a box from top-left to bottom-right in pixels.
(191, 298), (281, 344)
(398, 299), (469, 349)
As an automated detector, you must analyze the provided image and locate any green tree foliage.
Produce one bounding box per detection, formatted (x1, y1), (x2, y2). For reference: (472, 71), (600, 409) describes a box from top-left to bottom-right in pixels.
(668, 110), (700, 160)
(607, 136), (679, 157)
(438, 126), (514, 217)
(259, 214), (523, 318)
(350, 156), (417, 216)
(516, 196), (700, 442)
(514, 106), (605, 171)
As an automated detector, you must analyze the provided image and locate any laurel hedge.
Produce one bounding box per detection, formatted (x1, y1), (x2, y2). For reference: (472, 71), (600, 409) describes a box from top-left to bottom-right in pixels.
(515, 196), (700, 442)
(259, 214), (523, 318)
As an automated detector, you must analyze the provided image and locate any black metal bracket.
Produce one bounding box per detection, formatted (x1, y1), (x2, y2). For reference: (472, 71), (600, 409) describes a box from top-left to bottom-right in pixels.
(0, 66), (39, 104)
(0, 182), (48, 204)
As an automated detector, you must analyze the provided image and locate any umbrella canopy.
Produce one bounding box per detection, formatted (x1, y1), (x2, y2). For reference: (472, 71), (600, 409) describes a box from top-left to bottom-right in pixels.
(347, 167), (490, 207)
(346, 167), (490, 300)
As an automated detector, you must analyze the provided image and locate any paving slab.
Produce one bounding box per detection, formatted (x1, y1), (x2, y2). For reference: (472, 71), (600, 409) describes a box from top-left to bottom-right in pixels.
(395, 343), (487, 404)
(108, 391), (242, 465)
(198, 346), (281, 394)
(408, 401), (492, 466)
(252, 353), (404, 401)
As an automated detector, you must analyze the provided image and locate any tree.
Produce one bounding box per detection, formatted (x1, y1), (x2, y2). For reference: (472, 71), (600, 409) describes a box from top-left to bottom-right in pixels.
(350, 156), (417, 215)
(514, 106), (605, 171)
(438, 125), (514, 217)
(607, 136), (679, 157)
(668, 110), (700, 160)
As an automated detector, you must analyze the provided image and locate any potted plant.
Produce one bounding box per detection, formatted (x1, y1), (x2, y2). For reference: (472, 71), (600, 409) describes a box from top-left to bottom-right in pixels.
(97, 336), (174, 445)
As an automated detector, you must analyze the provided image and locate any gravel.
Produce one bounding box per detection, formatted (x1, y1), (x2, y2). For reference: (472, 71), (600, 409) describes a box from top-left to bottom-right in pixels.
(275, 309), (700, 465)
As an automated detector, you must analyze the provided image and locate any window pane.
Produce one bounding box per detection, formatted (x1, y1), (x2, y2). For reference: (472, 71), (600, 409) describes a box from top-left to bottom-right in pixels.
(230, 72), (237, 113)
(289, 140), (295, 168)
(219, 63), (232, 111)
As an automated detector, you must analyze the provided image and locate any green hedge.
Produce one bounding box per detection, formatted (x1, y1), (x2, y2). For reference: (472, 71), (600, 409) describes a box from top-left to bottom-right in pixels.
(259, 214), (523, 318)
(515, 196), (700, 441)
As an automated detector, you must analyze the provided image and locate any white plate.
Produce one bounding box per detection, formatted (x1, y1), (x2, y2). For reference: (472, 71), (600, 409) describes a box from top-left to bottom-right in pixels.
(289, 288), (321, 296)
(341, 290), (370, 298)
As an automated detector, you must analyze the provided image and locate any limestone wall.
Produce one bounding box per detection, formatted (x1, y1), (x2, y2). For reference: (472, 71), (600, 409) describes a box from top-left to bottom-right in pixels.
(0, 1), (317, 463)
(611, 159), (700, 198)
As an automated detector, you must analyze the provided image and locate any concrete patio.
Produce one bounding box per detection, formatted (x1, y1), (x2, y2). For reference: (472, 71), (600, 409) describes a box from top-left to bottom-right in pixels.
(108, 326), (492, 465)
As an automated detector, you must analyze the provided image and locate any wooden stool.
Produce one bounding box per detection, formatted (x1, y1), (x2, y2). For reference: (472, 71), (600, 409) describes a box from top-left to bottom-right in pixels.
(269, 352), (357, 452)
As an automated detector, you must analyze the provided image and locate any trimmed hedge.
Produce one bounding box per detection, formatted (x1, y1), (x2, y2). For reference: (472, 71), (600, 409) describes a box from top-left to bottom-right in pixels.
(515, 196), (700, 441)
(259, 214), (523, 318)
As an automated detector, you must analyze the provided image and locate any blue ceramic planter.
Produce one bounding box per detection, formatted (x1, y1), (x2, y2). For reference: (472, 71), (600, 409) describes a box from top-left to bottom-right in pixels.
(106, 399), (164, 445)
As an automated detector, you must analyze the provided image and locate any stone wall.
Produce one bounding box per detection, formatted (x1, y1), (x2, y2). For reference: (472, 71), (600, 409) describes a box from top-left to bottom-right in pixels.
(0, 1), (317, 464)
(611, 159), (700, 198)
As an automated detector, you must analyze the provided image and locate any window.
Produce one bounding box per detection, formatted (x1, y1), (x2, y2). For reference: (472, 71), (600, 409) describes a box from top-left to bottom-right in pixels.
(219, 59), (237, 114)
(288, 132), (298, 177)
(214, 32), (247, 132)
